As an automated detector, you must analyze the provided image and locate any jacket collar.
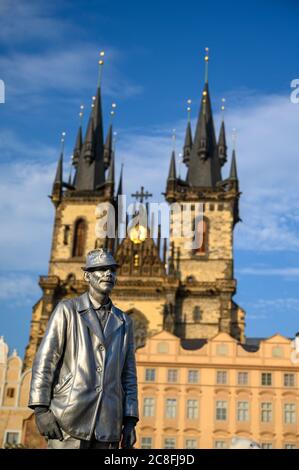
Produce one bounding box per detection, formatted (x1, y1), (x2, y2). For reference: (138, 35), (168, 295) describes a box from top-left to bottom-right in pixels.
(76, 292), (123, 343)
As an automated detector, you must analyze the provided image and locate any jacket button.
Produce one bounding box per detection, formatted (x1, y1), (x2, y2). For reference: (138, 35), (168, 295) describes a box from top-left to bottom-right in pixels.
(96, 386), (102, 393)
(97, 367), (102, 373)
(99, 345), (105, 351)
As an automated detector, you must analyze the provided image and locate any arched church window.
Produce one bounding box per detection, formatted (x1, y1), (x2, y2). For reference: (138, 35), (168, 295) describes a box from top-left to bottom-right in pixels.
(72, 218), (86, 257)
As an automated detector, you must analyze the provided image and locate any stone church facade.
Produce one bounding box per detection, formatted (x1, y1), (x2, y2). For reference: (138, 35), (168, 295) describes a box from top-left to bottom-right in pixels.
(23, 59), (245, 371)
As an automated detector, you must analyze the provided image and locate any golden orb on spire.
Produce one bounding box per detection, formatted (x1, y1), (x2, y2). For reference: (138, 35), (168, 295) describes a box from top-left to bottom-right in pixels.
(100, 51), (105, 57)
(129, 223), (147, 244)
(204, 47), (209, 61)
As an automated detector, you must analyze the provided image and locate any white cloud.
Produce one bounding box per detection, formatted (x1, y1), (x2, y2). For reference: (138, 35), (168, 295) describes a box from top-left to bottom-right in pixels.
(243, 297), (299, 317)
(237, 267), (299, 277)
(0, 158), (55, 271)
(0, 1), (78, 44)
(0, 273), (40, 304)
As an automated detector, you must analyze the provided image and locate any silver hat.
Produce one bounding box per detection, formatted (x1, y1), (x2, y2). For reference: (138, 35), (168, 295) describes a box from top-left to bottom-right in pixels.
(82, 249), (119, 271)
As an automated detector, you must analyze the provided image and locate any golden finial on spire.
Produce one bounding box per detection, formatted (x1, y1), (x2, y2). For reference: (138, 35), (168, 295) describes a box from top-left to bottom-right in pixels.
(221, 97), (226, 121)
(204, 47), (209, 83)
(79, 104), (84, 125)
(110, 102), (117, 121)
(187, 99), (192, 123)
(61, 131), (66, 153)
(232, 128), (237, 150)
(98, 50), (105, 87)
(91, 96), (96, 108)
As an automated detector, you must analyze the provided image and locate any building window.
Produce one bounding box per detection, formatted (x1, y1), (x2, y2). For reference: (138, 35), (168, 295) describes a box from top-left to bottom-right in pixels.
(145, 368), (156, 382)
(261, 372), (272, 386)
(143, 397), (155, 417)
(5, 432), (20, 445)
(188, 370), (199, 384)
(237, 401), (249, 421)
(63, 225), (70, 245)
(261, 402), (272, 423)
(72, 218), (86, 257)
(187, 400), (199, 419)
(164, 438), (176, 449)
(284, 373), (295, 387)
(141, 437), (152, 449)
(167, 369), (178, 383)
(216, 401), (227, 421)
(285, 444), (296, 449)
(214, 440), (227, 449)
(166, 399), (177, 419)
(284, 403), (296, 424)
(185, 439), (197, 449)
(261, 443), (273, 449)
(6, 388), (15, 398)
(216, 344), (228, 356)
(237, 372), (249, 386)
(157, 342), (169, 354)
(216, 371), (227, 385)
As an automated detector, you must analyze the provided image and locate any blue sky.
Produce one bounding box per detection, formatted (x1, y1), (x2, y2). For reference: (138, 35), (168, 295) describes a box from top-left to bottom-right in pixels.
(0, 0), (299, 356)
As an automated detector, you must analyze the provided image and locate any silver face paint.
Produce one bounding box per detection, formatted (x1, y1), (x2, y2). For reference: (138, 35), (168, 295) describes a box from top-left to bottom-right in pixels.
(87, 267), (116, 295)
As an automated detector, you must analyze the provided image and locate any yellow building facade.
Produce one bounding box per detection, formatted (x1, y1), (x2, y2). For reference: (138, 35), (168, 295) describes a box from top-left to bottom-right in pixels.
(1, 332), (299, 448)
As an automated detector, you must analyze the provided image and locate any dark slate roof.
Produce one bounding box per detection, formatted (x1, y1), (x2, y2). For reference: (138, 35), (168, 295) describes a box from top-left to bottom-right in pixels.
(240, 337), (265, 352)
(180, 338), (207, 350)
(187, 83), (222, 188)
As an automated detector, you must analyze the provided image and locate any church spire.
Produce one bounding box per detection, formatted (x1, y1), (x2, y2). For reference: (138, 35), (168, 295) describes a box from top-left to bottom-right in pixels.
(230, 149), (238, 180)
(73, 53), (106, 191)
(183, 99), (193, 167)
(168, 150), (177, 181)
(187, 49), (222, 188)
(51, 132), (65, 207)
(104, 124), (113, 170)
(218, 98), (227, 167)
(72, 105), (83, 169)
(117, 163), (123, 196)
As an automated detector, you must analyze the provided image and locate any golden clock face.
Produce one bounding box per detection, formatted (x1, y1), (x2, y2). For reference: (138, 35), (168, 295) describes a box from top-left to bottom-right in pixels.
(129, 224), (147, 244)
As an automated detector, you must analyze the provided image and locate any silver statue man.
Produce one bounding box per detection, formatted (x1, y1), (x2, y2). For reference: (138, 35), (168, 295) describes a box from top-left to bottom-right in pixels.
(29, 249), (139, 449)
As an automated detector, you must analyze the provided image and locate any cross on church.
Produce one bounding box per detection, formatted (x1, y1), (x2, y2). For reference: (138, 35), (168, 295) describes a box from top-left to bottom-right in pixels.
(131, 186), (152, 203)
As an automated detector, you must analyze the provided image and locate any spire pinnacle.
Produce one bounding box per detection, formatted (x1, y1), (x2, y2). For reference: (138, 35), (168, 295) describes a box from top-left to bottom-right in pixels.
(187, 99), (192, 123)
(79, 104), (84, 124)
(117, 163), (124, 195)
(110, 102), (117, 122)
(60, 131), (66, 154)
(97, 50), (105, 88)
(51, 132), (65, 205)
(172, 128), (176, 152)
(168, 150), (177, 181)
(204, 47), (209, 83)
(218, 108), (227, 167)
(232, 127), (237, 151)
(229, 148), (238, 180)
(221, 97), (226, 121)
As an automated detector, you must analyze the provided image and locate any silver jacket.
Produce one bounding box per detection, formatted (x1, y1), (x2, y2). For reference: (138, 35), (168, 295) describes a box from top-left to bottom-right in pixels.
(29, 292), (139, 441)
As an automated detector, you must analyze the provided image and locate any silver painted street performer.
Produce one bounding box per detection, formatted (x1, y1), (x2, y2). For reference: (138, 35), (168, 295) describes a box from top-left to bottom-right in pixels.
(28, 248), (139, 449)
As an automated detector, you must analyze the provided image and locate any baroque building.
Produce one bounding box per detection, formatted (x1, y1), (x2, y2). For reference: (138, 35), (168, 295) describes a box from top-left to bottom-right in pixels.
(23, 56), (245, 370)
